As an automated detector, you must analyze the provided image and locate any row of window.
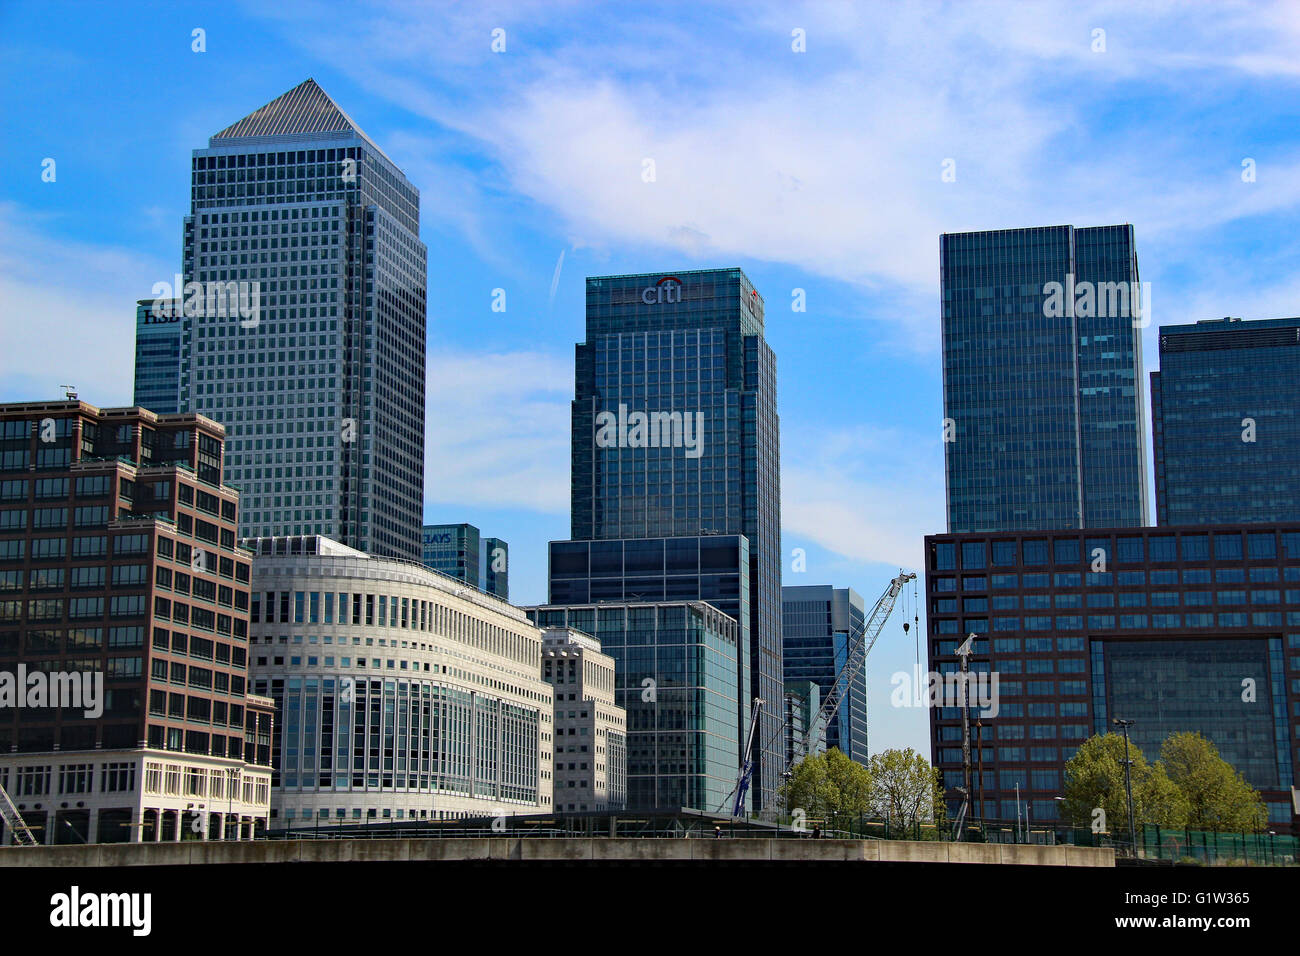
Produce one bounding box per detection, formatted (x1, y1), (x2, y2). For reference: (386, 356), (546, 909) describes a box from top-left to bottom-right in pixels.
(1, 762), (136, 797)
(934, 531), (1300, 571)
(936, 588), (1300, 611)
(935, 612), (1300, 633)
(252, 587), (536, 668)
(933, 566), (1300, 592)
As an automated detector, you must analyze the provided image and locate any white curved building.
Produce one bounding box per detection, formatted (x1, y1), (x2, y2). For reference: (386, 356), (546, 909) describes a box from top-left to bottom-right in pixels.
(245, 536), (552, 830)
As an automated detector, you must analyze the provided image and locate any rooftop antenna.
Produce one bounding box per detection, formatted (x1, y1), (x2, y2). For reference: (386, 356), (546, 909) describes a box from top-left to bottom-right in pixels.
(60, 384), (78, 401)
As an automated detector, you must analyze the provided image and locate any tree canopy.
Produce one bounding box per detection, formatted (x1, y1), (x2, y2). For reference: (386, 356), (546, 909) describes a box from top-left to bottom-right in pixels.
(1062, 730), (1267, 836)
(1159, 732), (1267, 832)
(779, 747), (945, 835)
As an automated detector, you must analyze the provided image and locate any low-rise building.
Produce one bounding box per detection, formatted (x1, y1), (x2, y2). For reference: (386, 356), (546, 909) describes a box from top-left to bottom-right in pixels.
(541, 627), (626, 812)
(247, 535), (553, 829)
(526, 600), (745, 814)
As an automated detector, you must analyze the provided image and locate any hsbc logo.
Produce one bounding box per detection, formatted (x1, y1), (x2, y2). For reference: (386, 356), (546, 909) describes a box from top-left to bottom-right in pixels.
(641, 276), (683, 305)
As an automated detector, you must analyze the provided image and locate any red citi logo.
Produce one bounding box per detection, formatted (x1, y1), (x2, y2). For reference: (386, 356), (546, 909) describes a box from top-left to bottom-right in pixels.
(640, 276), (683, 305)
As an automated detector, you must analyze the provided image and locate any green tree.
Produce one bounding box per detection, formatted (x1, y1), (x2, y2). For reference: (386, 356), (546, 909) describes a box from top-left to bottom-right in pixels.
(1061, 733), (1189, 843)
(868, 747), (945, 837)
(1159, 732), (1267, 832)
(779, 748), (872, 826)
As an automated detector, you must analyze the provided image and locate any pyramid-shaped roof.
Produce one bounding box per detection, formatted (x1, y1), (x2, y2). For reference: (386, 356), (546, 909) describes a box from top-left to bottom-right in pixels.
(211, 78), (394, 165)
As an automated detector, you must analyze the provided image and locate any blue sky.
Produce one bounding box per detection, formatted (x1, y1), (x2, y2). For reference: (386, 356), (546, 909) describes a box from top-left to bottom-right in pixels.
(2, 0), (1298, 757)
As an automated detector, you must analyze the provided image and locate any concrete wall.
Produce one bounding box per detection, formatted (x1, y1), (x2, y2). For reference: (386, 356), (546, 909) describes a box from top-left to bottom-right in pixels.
(0, 837), (1114, 867)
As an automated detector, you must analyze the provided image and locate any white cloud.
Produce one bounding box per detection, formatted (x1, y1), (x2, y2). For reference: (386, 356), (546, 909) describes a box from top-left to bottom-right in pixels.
(249, 0), (1300, 357)
(782, 423), (945, 569)
(423, 348), (573, 513)
(0, 202), (167, 406)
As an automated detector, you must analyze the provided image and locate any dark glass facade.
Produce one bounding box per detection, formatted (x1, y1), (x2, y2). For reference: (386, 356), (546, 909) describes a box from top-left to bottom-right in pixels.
(782, 679), (822, 771)
(526, 601), (743, 814)
(132, 299), (183, 415)
(941, 225), (1148, 532)
(482, 537), (508, 601)
(1152, 317), (1300, 525)
(173, 79), (427, 560)
(554, 268), (782, 811)
(782, 585), (868, 764)
(925, 525), (1300, 831)
(421, 523), (480, 586)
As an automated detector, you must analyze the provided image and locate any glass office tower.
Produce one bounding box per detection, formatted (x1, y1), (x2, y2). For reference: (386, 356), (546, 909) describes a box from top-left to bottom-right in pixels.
(132, 298), (183, 415)
(1152, 317), (1300, 525)
(782, 585), (868, 765)
(527, 601), (743, 813)
(421, 523), (480, 585)
(941, 225), (1148, 532)
(552, 268), (783, 812)
(482, 536), (509, 601)
(174, 79), (427, 560)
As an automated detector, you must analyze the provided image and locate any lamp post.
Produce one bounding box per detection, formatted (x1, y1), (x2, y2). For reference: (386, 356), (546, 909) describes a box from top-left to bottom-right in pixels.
(1113, 718), (1137, 857)
(226, 767), (238, 841)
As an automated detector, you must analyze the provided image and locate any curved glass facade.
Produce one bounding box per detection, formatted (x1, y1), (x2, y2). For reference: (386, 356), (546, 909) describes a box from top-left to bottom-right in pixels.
(247, 537), (552, 825)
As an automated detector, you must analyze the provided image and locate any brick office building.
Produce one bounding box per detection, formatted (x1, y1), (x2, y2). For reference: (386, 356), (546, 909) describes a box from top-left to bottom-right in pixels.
(925, 525), (1300, 833)
(0, 400), (272, 843)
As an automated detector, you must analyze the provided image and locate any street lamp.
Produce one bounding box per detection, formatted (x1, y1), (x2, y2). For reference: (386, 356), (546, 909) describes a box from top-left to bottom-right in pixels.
(1112, 718), (1137, 857)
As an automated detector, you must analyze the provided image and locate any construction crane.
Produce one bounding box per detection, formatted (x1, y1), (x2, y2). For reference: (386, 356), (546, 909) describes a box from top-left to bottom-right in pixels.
(807, 570), (917, 755)
(730, 697), (764, 817)
(719, 570), (917, 818)
(0, 781), (38, 846)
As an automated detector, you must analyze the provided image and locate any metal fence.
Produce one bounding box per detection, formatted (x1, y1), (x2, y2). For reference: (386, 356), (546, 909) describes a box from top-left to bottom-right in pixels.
(258, 812), (1295, 865)
(1138, 825), (1298, 866)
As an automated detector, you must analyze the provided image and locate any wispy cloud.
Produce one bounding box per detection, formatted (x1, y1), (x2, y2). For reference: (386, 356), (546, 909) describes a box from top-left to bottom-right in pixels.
(249, 0), (1300, 350)
(423, 348), (573, 513)
(0, 202), (167, 405)
(782, 423), (945, 571)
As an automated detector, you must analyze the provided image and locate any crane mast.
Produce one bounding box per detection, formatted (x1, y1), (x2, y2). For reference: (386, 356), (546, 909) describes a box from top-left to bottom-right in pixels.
(731, 697), (764, 817)
(807, 571), (916, 756)
(0, 781), (38, 846)
(721, 570), (918, 818)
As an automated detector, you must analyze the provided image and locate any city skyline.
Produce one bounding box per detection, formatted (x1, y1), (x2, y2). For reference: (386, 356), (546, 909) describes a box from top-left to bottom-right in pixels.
(4, 2), (1300, 764)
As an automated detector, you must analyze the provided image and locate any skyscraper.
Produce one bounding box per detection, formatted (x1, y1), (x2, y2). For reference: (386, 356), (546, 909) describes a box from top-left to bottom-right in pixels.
(549, 268), (783, 812)
(1152, 316), (1300, 525)
(782, 585), (868, 764)
(172, 78), (427, 559)
(482, 536), (509, 601)
(941, 225), (1148, 532)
